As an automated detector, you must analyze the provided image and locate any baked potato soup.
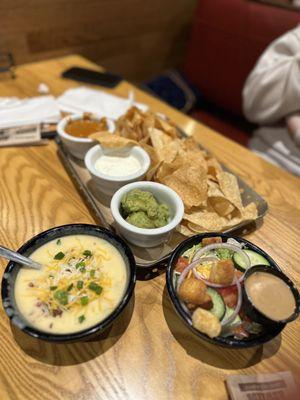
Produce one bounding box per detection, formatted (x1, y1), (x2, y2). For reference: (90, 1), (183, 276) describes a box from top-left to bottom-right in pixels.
(14, 235), (127, 334)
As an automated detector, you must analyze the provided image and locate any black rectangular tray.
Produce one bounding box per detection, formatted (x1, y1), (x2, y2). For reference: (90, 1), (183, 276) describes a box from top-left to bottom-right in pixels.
(56, 136), (268, 274)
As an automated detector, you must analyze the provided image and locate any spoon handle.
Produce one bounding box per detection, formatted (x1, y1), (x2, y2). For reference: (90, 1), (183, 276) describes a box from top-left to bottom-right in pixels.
(0, 246), (41, 269)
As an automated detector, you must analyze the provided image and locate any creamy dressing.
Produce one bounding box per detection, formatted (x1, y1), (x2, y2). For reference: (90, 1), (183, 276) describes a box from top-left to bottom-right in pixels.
(245, 271), (296, 321)
(94, 154), (141, 177)
(14, 235), (128, 334)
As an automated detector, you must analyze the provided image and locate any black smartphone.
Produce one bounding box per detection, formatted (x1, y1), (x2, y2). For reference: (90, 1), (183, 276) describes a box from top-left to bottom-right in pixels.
(62, 67), (123, 88)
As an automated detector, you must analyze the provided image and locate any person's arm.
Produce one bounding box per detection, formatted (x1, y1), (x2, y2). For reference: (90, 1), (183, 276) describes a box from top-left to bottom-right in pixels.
(243, 27), (300, 125)
(286, 113), (300, 146)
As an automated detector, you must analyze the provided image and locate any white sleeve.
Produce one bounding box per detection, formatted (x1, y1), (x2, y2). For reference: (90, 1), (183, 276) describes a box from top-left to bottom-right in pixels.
(243, 27), (300, 125)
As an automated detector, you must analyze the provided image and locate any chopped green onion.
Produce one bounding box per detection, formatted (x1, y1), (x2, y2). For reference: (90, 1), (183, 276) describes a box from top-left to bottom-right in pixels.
(83, 250), (92, 257)
(54, 290), (68, 305)
(77, 280), (83, 290)
(80, 267), (86, 273)
(75, 261), (85, 269)
(56, 239), (61, 245)
(67, 283), (73, 292)
(90, 269), (95, 278)
(54, 252), (65, 260)
(96, 286), (102, 295)
(50, 286), (57, 291)
(88, 282), (102, 295)
(80, 296), (89, 306)
(78, 315), (85, 323)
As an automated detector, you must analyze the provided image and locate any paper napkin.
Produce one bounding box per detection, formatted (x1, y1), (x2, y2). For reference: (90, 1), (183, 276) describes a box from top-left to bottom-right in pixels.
(0, 95), (61, 129)
(56, 87), (148, 119)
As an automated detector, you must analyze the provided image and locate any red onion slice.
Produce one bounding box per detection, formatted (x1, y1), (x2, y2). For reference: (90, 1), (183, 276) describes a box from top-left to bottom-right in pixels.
(221, 275), (242, 326)
(193, 243), (249, 266)
(227, 238), (245, 248)
(192, 242), (250, 284)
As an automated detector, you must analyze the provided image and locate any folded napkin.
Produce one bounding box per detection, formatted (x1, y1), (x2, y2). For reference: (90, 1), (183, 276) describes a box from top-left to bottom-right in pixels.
(0, 95), (61, 129)
(56, 87), (148, 119)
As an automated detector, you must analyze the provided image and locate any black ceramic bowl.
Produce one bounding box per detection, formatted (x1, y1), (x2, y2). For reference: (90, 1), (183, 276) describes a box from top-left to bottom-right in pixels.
(1, 224), (136, 342)
(243, 265), (300, 325)
(166, 232), (289, 348)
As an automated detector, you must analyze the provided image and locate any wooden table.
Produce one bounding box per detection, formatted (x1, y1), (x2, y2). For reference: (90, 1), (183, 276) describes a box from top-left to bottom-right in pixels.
(0, 55), (300, 400)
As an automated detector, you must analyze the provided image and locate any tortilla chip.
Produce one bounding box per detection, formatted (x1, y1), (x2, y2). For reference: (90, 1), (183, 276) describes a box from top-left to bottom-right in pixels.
(90, 132), (136, 148)
(139, 134), (151, 145)
(181, 138), (204, 154)
(207, 180), (223, 197)
(140, 143), (159, 167)
(176, 221), (195, 236)
(146, 160), (163, 181)
(184, 211), (225, 231)
(242, 202), (258, 220)
(154, 117), (178, 139)
(149, 129), (173, 151)
(184, 211), (244, 233)
(153, 140), (181, 164)
(161, 164), (207, 209)
(187, 222), (207, 233)
(207, 180), (235, 216)
(206, 157), (223, 180)
(180, 149), (208, 173)
(209, 197), (235, 217)
(156, 161), (178, 182)
(217, 172), (243, 211)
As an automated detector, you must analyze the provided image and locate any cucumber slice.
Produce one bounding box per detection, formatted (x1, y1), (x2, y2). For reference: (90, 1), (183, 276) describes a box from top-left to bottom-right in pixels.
(173, 272), (180, 290)
(233, 249), (270, 271)
(207, 288), (226, 320)
(221, 306), (242, 337)
(223, 306), (241, 325)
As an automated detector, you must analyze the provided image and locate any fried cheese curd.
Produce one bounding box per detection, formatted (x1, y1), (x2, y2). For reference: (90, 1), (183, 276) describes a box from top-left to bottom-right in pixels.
(209, 259), (235, 286)
(192, 308), (221, 338)
(201, 236), (222, 247)
(178, 277), (212, 310)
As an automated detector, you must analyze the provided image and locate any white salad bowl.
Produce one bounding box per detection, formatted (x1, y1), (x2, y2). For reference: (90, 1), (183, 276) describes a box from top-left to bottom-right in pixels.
(85, 144), (151, 197)
(110, 181), (184, 248)
(57, 113), (115, 160)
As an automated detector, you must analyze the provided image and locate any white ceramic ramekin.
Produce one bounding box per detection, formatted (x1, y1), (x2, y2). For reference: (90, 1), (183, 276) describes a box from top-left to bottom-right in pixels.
(56, 113), (115, 160)
(110, 181), (184, 248)
(85, 145), (151, 197)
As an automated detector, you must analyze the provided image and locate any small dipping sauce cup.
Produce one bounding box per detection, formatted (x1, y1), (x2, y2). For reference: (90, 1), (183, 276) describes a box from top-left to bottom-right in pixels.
(57, 113), (115, 160)
(85, 144), (150, 197)
(243, 265), (300, 325)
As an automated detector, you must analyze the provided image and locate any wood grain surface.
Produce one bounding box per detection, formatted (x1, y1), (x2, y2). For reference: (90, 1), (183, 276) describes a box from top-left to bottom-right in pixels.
(0, 0), (197, 81)
(0, 55), (300, 400)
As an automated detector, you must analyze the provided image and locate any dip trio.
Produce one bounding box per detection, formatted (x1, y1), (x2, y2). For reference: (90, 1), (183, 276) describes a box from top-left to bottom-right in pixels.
(1, 108), (299, 347)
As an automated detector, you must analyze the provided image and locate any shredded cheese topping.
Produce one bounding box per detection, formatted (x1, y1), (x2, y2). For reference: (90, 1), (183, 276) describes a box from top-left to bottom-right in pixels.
(26, 243), (112, 320)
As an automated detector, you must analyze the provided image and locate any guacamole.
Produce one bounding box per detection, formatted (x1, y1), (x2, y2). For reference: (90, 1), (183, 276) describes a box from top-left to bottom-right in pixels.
(120, 189), (170, 229)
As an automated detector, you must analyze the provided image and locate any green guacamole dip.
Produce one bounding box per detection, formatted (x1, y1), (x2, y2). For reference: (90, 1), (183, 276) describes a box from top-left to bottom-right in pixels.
(120, 189), (170, 229)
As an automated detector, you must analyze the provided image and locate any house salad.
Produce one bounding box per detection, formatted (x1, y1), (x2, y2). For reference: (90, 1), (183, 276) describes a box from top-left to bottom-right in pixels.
(174, 236), (271, 340)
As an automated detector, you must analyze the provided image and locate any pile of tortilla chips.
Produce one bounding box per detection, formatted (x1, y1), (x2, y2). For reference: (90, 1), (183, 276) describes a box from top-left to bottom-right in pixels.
(91, 107), (257, 236)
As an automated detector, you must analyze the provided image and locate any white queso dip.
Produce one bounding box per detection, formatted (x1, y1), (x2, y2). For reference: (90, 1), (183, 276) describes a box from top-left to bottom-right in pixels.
(14, 235), (128, 334)
(94, 154), (141, 177)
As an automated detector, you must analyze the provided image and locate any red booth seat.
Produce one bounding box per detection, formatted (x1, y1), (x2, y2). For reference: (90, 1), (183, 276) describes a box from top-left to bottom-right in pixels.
(184, 0), (300, 144)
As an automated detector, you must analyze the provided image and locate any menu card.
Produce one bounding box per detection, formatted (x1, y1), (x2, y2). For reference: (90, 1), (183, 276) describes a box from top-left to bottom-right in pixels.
(0, 124), (41, 147)
(226, 371), (297, 400)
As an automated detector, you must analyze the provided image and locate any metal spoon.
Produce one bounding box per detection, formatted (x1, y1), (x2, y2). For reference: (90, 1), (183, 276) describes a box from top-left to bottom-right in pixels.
(0, 246), (42, 270)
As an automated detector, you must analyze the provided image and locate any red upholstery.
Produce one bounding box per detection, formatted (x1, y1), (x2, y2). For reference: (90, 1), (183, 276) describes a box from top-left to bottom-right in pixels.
(184, 0), (300, 117)
(191, 109), (251, 146)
